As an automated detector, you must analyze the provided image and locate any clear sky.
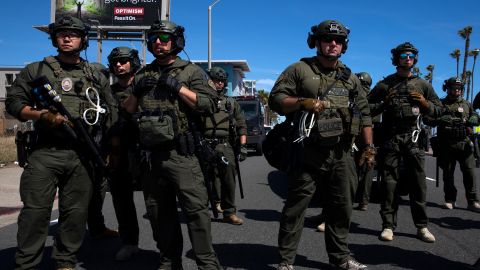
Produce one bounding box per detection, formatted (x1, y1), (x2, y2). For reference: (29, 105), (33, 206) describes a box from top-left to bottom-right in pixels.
(1, 0), (480, 99)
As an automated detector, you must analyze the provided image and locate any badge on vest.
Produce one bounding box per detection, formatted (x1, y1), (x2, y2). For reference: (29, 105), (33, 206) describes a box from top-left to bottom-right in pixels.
(61, 78), (73, 92)
(458, 107), (464, 113)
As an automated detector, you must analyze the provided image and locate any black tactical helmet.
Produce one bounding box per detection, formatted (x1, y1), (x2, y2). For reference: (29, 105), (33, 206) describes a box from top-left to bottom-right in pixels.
(391, 42), (419, 66)
(307, 20), (350, 53)
(48, 16), (90, 50)
(107, 46), (141, 73)
(356, 72), (372, 88)
(146, 20), (185, 55)
(208, 66), (228, 81)
(442, 77), (464, 92)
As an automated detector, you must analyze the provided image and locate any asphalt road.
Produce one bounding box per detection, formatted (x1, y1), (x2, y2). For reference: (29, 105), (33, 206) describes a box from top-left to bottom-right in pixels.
(0, 154), (479, 270)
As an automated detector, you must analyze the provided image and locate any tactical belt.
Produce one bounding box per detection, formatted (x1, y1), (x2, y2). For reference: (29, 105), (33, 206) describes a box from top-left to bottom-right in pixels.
(438, 126), (467, 141)
(205, 137), (229, 145)
(387, 122), (417, 134)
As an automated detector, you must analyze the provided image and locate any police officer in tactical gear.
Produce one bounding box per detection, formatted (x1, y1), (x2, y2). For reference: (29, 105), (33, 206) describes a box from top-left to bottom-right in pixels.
(353, 72), (377, 211)
(123, 20), (221, 269)
(6, 16), (117, 270)
(427, 77), (480, 212)
(204, 66), (247, 225)
(106, 46), (142, 260)
(87, 60), (120, 241)
(269, 19), (374, 270)
(368, 42), (442, 243)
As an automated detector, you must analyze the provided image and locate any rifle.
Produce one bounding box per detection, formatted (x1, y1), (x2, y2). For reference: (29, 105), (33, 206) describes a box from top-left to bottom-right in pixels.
(28, 75), (106, 168)
(189, 121), (219, 218)
(226, 100), (245, 199)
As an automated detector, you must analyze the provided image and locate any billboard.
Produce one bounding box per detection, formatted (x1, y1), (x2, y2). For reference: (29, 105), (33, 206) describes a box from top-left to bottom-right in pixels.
(53, 0), (166, 27)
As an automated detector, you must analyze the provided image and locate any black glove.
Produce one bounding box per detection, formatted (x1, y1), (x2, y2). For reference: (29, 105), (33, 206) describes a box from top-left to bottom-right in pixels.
(239, 145), (248, 162)
(133, 76), (157, 98)
(158, 73), (182, 96)
(409, 91), (429, 110)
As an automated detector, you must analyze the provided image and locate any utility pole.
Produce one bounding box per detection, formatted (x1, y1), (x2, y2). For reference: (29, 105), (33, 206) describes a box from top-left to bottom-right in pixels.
(208, 0), (222, 70)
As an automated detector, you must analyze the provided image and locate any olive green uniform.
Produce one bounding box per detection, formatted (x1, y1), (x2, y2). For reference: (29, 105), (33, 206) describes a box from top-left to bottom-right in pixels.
(355, 84), (377, 205)
(269, 57), (372, 265)
(6, 56), (117, 269)
(431, 97), (479, 205)
(135, 57), (220, 269)
(368, 74), (441, 230)
(203, 93), (247, 218)
(108, 82), (140, 246)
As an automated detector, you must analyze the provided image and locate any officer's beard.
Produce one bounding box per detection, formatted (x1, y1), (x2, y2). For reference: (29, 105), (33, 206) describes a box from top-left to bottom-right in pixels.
(317, 50), (341, 61)
(396, 63), (413, 72)
(447, 91), (461, 101)
(154, 47), (175, 59)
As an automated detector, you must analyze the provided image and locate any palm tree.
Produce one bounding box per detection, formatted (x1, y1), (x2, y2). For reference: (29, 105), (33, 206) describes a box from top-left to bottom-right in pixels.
(425, 64), (434, 84)
(257, 89), (269, 105)
(450, 49), (462, 77)
(469, 48), (480, 102)
(412, 67), (422, 77)
(257, 89), (278, 126)
(458, 26), (473, 82)
(465, 71), (472, 100)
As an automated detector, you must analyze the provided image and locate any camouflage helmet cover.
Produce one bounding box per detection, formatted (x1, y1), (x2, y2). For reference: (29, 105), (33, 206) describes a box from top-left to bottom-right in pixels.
(355, 72), (372, 88)
(208, 66), (228, 81)
(307, 20), (350, 53)
(107, 46), (141, 73)
(48, 16), (90, 50)
(391, 42), (419, 66)
(146, 20), (185, 55)
(442, 77), (464, 92)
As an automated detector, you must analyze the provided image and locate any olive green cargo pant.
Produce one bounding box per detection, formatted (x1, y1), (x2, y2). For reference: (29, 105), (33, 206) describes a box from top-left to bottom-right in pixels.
(439, 140), (478, 204)
(380, 133), (428, 229)
(15, 148), (92, 270)
(143, 149), (221, 270)
(211, 142), (238, 217)
(278, 146), (357, 265)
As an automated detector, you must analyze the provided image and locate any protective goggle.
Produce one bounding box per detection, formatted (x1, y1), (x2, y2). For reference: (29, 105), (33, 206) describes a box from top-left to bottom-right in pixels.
(55, 30), (82, 39)
(110, 58), (130, 65)
(147, 33), (171, 43)
(320, 36), (346, 44)
(399, 53), (416, 59)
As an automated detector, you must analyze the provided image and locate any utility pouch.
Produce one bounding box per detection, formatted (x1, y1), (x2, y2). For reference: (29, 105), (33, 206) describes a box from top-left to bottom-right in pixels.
(200, 139), (218, 163)
(138, 114), (175, 148)
(262, 120), (296, 172)
(312, 115), (344, 146)
(15, 130), (37, 167)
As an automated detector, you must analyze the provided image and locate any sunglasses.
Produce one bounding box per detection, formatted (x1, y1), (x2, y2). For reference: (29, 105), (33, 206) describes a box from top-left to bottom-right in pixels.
(399, 53), (416, 59)
(111, 58), (130, 65)
(55, 31), (81, 39)
(148, 34), (171, 43)
(320, 36), (346, 44)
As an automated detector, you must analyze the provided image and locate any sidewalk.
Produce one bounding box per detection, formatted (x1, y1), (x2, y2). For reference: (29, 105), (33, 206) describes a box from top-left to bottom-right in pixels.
(0, 163), (23, 228)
